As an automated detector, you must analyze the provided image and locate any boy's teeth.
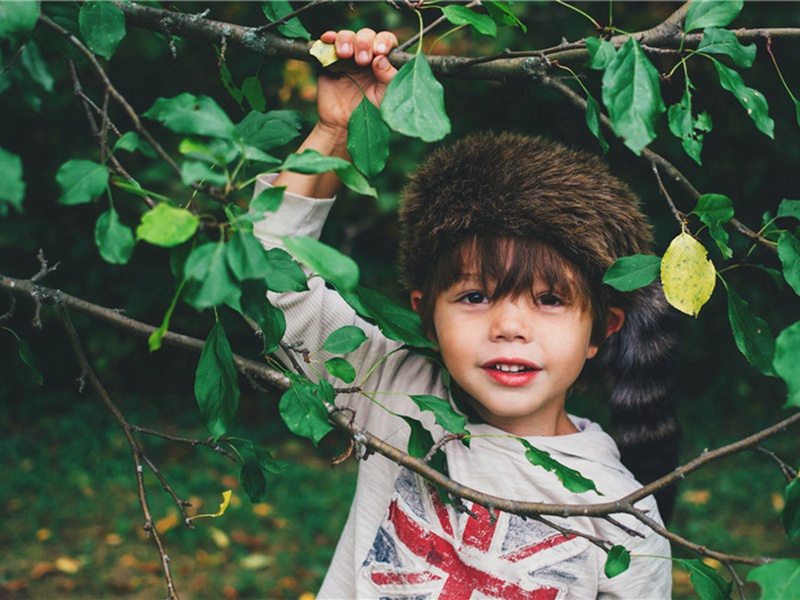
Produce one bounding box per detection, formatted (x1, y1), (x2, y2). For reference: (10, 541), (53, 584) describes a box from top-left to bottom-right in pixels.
(494, 364), (527, 373)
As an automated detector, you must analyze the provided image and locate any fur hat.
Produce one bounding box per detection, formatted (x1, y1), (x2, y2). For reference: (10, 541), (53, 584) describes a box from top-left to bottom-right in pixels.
(399, 132), (680, 520)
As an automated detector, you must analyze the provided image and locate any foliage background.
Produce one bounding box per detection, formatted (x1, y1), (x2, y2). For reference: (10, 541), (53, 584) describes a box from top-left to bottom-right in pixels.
(1, 1), (799, 597)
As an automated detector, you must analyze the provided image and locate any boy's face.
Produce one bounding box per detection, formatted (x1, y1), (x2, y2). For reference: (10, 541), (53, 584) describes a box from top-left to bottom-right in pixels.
(413, 272), (601, 437)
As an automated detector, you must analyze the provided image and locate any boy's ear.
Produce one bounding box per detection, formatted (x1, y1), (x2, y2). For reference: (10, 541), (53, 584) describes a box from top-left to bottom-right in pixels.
(410, 290), (423, 314)
(606, 307), (625, 338)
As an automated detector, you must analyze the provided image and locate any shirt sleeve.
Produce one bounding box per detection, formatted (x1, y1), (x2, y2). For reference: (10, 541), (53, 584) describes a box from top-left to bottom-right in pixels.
(250, 175), (427, 440)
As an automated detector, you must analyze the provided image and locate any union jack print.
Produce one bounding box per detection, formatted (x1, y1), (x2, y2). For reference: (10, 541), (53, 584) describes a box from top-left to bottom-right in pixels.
(359, 469), (590, 599)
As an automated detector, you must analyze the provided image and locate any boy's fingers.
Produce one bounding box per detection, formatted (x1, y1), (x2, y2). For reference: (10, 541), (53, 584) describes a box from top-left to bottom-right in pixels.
(354, 28), (377, 65)
(334, 30), (356, 59)
(320, 30), (337, 44)
(372, 55), (397, 84)
(374, 31), (398, 55)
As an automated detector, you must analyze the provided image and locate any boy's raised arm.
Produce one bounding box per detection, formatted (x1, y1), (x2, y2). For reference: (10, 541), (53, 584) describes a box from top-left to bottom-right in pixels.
(273, 29), (398, 199)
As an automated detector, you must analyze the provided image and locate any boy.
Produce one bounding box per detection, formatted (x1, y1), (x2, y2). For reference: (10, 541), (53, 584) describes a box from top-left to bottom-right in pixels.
(254, 29), (674, 598)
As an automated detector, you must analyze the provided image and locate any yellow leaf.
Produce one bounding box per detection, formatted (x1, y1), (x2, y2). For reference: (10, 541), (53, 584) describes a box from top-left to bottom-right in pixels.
(310, 40), (339, 67)
(661, 231), (716, 316)
(208, 526), (230, 549)
(54, 557), (82, 574)
(190, 490), (232, 521)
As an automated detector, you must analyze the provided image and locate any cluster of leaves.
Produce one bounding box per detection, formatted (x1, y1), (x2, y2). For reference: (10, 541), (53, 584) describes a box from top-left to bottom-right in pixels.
(582, 0), (779, 161)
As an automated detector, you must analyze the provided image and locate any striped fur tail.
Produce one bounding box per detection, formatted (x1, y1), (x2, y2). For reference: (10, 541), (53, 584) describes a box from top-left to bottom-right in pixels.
(599, 282), (681, 523)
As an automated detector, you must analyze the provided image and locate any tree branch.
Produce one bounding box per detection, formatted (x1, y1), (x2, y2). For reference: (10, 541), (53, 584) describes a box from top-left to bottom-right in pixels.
(4, 271), (796, 567)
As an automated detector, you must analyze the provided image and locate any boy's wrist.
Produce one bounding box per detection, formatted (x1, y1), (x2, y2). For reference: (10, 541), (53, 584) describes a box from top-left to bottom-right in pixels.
(311, 122), (350, 158)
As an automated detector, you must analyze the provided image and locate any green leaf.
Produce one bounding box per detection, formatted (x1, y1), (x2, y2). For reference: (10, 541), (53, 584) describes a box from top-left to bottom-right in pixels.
(348, 96), (390, 178)
(279, 379), (333, 445)
(409, 394), (467, 435)
(219, 58), (243, 105)
(56, 160), (108, 205)
(602, 38), (665, 155)
(2, 327), (43, 385)
(713, 61), (774, 139)
(381, 53), (451, 143)
(181, 160), (228, 187)
(585, 37), (616, 70)
(262, 0), (310, 41)
(113, 131), (157, 159)
(585, 95), (609, 153)
(336, 164), (378, 198)
(263, 248), (308, 292)
(242, 145), (281, 167)
(283, 235), (359, 292)
(184, 243), (241, 309)
(149, 280), (185, 352)
(401, 416), (435, 459)
(94, 208), (135, 265)
(0, 146), (25, 215)
(226, 230), (271, 280)
(238, 440), (287, 474)
(603, 254), (661, 291)
(777, 199), (800, 221)
(778, 233), (800, 297)
(79, 1), (126, 60)
(675, 559), (733, 600)
(517, 438), (599, 494)
(280, 149), (377, 197)
(19, 40), (54, 93)
(144, 93), (236, 139)
(774, 321), (800, 408)
(604, 545), (630, 579)
(324, 357), (356, 383)
(783, 478), (800, 539)
(485, 2), (526, 33)
(724, 284), (775, 375)
(239, 460), (267, 502)
(242, 76), (266, 112)
(281, 149), (350, 174)
(339, 286), (436, 349)
(251, 186), (284, 214)
(195, 321), (240, 441)
(235, 110), (303, 151)
(692, 193), (734, 224)
(136, 203), (200, 247)
(179, 138), (238, 165)
(0, 0), (40, 41)
(668, 86), (712, 165)
(238, 280), (286, 354)
(684, 0), (743, 32)
(692, 193), (733, 258)
(747, 559), (800, 600)
(697, 26), (756, 68)
(322, 326), (368, 355)
(441, 5), (497, 37)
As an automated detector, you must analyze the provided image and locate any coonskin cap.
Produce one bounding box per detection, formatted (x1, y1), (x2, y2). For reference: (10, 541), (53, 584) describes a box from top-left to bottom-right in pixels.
(398, 132), (653, 290)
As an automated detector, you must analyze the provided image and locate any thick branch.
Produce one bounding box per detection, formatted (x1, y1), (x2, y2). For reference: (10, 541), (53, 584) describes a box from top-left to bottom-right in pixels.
(115, 2), (800, 81)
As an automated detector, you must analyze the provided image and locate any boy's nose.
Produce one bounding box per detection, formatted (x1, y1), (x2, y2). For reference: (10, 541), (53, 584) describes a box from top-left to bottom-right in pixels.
(489, 299), (532, 342)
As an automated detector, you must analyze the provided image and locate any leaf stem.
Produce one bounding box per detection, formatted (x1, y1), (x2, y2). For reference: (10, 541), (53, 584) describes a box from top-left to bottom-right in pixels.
(555, 0), (601, 29)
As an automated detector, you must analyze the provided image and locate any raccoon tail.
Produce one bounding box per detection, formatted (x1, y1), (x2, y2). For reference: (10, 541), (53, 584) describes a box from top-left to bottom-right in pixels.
(600, 282), (681, 524)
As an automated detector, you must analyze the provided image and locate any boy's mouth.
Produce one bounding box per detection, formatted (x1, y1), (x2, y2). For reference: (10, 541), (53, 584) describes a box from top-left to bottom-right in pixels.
(481, 360), (541, 386)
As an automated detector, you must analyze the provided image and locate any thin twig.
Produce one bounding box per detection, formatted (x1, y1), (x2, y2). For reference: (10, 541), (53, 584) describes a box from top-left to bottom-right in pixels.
(255, 0), (332, 34)
(138, 450), (195, 529)
(651, 161), (685, 225)
(754, 445), (798, 483)
(56, 307), (180, 599)
(129, 425), (238, 462)
(398, 2), (480, 53)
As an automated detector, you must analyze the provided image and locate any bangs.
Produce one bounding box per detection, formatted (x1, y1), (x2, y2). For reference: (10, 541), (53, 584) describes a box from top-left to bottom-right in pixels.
(428, 235), (591, 309)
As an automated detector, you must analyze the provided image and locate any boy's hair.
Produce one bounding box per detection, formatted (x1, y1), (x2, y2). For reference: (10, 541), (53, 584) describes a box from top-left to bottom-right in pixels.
(399, 132), (680, 520)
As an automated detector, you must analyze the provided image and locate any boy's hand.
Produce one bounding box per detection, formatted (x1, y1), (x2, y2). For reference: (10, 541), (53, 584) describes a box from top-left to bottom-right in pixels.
(316, 29), (398, 135)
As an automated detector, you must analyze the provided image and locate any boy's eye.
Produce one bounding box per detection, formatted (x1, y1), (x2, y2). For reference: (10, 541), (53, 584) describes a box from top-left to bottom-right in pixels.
(459, 291), (488, 304)
(537, 293), (563, 307)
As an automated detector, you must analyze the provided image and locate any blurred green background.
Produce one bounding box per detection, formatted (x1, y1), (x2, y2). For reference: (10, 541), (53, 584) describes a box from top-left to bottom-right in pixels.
(1, 1), (799, 597)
